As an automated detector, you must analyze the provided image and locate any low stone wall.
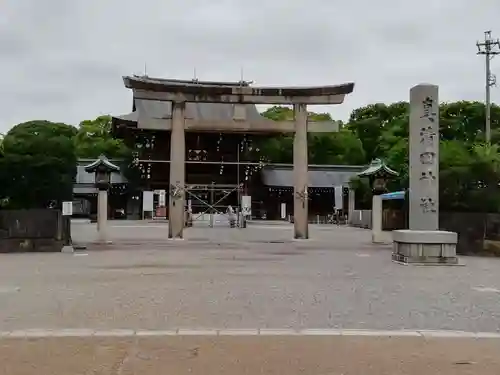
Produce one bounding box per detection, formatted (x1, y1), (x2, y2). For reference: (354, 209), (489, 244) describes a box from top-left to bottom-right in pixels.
(350, 210), (372, 228)
(351, 209), (500, 255)
(0, 209), (69, 252)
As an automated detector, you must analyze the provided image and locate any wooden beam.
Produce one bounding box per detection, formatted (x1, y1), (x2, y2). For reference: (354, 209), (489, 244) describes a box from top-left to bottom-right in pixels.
(133, 89), (348, 105)
(136, 117), (340, 133)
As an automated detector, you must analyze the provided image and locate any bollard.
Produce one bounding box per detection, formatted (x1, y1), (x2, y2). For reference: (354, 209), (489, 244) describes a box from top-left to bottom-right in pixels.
(316, 215), (320, 224)
(209, 213), (214, 228)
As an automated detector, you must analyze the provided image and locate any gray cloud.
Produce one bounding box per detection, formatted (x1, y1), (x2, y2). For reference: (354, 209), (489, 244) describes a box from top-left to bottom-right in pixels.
(0, 0), (499, 131)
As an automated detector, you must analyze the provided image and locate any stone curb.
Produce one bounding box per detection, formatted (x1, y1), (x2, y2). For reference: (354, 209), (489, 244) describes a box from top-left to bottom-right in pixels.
(1, 329), (499, 339)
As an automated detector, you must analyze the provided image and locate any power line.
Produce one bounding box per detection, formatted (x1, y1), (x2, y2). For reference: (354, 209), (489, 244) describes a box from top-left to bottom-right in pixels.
(477, 30), (500, 143)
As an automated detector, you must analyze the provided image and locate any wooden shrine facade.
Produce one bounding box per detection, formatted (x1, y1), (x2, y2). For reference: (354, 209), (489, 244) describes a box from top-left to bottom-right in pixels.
(111, 85), (282, 211)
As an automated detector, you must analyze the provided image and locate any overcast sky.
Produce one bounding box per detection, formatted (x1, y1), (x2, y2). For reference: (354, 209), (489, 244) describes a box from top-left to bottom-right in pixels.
(1, 0), (499, 132)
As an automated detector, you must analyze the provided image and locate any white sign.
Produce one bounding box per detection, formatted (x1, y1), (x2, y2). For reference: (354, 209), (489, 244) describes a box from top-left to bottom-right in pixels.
(241, 195), (252, 216)
(158, 189), (166, 207)
(62, 201), (73, 216)
(143, 191), (154, 211)
(334, 186), (344, 210)
(280, 203), (286, 219)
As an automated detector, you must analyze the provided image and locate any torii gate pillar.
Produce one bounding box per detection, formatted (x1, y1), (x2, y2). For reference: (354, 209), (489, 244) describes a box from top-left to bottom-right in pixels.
(168, 101), (186, 239)
(293, 103), (309, 239)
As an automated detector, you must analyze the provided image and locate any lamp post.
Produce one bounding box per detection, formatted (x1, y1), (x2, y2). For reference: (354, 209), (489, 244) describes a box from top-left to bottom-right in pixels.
(358, 159), (398, 195)
(84, 155), (120, 243)
(358, 158), (398, 243)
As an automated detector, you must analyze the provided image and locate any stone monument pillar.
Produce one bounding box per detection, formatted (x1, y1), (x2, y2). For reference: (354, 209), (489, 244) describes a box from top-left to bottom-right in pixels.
(409, 84), (439, 231)
(293, 103), (309, 239)
(392, 84), (459, 264)
(168, 101), (186, 239)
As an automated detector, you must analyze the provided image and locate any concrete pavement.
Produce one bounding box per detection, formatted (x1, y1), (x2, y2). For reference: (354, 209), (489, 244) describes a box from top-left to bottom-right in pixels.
(1, 336), (500, 375)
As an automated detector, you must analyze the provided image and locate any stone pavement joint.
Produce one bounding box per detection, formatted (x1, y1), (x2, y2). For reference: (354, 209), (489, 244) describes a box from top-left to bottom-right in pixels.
(1, 328), (500, 339)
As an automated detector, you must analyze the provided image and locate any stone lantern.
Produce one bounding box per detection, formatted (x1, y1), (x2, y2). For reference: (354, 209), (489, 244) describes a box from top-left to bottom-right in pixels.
(357, 158), (398, 195)
(84, 155), (120, 243)
(358, 158), (398, 243)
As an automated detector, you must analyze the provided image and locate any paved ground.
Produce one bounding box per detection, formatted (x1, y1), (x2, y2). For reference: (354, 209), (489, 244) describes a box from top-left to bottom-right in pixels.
(71, 219), (351, 245)
(2, 221), (500, 374)
(2, 336), (500, 375)
(0, 221), (497, 332)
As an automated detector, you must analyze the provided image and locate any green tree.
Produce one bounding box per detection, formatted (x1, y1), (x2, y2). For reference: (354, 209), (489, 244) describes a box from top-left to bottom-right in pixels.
(261, 106), (333, 122)
(438, 140), (475, 211)
(1, 120), (78, 209)
(74, 115), (140, 189)
(347, 102), (408, 162)
(258, 106), (361, 165)
(308, 130), (365, 165)
(74, 115), (130, 159)
(467, 143), (500, 212)
(439, 101), (500, 143)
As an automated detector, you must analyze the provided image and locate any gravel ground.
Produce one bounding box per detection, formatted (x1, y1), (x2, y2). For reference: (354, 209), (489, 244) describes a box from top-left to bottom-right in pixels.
(0, 221), (498, 332)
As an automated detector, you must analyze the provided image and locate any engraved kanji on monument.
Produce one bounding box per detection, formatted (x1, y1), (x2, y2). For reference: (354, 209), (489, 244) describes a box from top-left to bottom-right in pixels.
(409, 84), (439, 231)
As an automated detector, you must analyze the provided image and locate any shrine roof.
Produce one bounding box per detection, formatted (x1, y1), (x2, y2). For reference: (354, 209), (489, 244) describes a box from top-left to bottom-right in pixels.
(112, 99), (265, 127)
(83, 155), (120, 173)
(357, 158), (398, 178)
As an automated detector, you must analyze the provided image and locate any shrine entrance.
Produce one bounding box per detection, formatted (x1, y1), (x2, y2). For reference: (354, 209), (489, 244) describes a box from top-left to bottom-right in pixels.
(120, 76), (355, 239)
(185, 183), (242, 227)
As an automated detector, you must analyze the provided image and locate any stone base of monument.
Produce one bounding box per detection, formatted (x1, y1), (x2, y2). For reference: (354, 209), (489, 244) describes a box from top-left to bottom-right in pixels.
(391, 230), (460, 265)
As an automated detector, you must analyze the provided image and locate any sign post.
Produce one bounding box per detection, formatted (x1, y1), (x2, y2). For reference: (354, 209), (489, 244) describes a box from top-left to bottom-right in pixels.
(61, 201), (73, 253)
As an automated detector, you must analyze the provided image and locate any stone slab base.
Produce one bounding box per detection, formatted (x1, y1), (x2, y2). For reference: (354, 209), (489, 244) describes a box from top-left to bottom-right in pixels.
(61, 245), (74, 253)
(392, 230), (459, 265)
(391, 253), (463, 266)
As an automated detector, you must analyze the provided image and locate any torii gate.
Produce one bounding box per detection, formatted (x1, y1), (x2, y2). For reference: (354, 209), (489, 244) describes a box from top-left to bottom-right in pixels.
(123, 76), (355, 239)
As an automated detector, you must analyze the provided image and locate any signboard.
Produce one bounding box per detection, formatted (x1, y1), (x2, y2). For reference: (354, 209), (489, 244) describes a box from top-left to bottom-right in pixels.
(62, 201), (73, 216)
(158, 189), (166, 207)
(280, 203), (286, 219)
(143, 191), (154, 212)
(241, 195), (252, 216)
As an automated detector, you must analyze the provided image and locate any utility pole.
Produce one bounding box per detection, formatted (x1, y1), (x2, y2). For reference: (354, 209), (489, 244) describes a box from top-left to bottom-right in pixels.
(477, 30), (500, 143)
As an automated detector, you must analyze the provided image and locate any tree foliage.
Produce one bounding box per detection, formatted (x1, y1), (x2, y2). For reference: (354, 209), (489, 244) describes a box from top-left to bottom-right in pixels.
(260, 101), (500, 212)
(74, 115), (138, 189)
(1, 100), (499, 213)
(74, 115), (130, 159)
(258, 106), (364, 164)
(0, 121), (78, 208)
